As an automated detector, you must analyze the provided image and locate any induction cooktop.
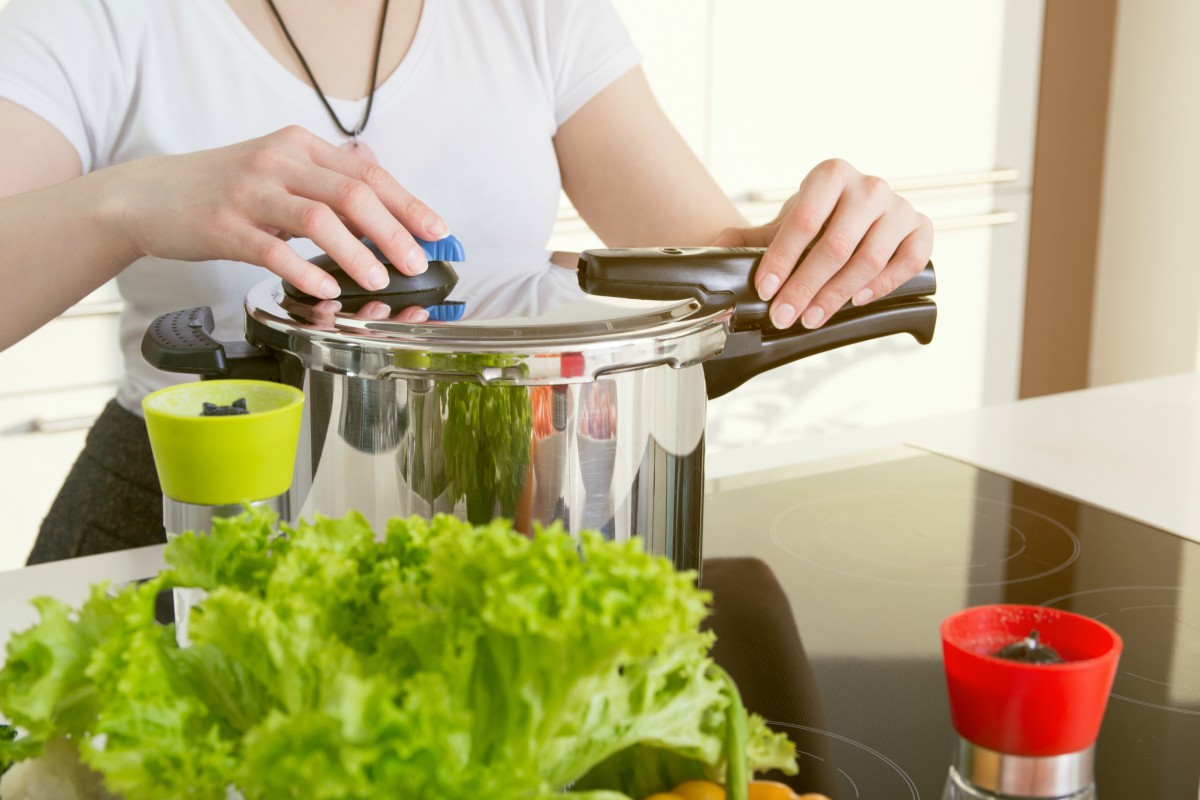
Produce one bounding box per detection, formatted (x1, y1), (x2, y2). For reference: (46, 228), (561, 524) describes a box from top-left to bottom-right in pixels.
(700, 450), (1200, 799)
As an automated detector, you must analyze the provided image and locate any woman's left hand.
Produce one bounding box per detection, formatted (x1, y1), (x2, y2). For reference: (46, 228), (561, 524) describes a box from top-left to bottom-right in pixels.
(712, 159), (933, 330)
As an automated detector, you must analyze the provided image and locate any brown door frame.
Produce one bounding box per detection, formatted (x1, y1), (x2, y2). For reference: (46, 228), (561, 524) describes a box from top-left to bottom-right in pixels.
(1020, 0), (1119, 398)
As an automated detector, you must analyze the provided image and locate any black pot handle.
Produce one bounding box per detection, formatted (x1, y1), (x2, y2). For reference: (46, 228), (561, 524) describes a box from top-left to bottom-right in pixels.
(577, 247), (938, 399)
(578, 247), (935, 329)
(141, 306), (280, 381)
(702, 299), (937, 399)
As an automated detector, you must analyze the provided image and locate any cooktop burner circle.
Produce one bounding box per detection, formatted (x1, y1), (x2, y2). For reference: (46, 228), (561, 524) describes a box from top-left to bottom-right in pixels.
(1041, 586), (1200, 716)
(769, 490), (1081, 587)
(773, 722), (921, 799)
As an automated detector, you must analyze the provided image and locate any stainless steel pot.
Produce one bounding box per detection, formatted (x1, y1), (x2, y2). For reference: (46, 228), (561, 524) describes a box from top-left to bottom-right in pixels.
(142, 242), (936, 572)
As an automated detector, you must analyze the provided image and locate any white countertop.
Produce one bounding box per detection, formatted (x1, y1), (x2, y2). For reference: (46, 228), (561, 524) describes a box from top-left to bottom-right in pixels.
(3, 371), (1198, 649)
(0, 543), (166, 651)
(710, 371), (1200, 544)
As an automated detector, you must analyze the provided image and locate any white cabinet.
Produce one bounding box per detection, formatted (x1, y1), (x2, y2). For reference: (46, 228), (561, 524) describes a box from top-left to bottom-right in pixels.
(0, 283), (122, 569)
(708, 0), (1043, 195)
(0, 386), (117, 570)
(0, 307), (123, 396)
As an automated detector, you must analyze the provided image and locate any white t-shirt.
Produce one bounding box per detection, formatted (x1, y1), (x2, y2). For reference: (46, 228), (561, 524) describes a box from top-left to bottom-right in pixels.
(0, 0), (640, 413)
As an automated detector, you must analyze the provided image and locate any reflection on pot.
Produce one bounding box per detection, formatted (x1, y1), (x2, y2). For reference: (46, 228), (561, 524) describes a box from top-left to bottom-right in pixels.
(293, 362), (708, 571)
(578, 381), (618, 534)
(433, 353), (532, 525)
(529, 385), (568, 530)
(338, 375), (406, 454)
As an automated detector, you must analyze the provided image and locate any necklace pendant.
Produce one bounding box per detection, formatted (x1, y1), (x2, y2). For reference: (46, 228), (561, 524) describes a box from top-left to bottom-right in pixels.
(341, 139), (379, 164)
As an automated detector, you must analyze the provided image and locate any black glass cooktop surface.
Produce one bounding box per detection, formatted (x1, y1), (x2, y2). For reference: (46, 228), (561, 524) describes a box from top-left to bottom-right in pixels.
(701, 451), (1200, 799)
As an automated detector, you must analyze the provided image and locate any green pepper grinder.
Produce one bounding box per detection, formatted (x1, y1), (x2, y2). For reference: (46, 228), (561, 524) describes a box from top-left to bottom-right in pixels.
(143, 379), (304, 640)
(143, 379), (304, 530)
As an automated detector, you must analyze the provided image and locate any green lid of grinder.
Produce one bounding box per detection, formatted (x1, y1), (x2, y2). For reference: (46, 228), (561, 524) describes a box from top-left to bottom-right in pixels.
(142, 379), (304, 506)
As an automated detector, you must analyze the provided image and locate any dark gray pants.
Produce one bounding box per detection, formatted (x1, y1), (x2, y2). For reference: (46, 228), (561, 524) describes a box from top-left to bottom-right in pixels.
(27, 400), (166, 565)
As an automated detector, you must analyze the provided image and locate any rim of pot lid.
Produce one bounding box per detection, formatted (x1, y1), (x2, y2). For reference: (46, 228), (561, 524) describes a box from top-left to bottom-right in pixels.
(244, 249), (732, 384)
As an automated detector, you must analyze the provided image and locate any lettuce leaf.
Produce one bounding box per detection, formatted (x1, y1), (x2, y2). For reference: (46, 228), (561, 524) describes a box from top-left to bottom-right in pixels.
(0, 508), (796, 799)
(0, 723), (21, 776)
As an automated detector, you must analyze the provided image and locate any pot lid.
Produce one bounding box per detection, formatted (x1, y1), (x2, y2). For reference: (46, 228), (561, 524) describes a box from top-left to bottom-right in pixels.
(244, 240), (734, 382)
(145, 237), (938, 391)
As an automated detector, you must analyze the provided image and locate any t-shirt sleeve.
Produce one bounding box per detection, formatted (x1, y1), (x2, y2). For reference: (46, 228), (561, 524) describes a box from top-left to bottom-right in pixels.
(542, 0), (641, 128)
(0, 0), (135, 173)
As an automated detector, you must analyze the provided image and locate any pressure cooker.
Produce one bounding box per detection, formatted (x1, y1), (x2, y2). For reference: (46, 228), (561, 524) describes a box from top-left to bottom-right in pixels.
(142, 239), (936, 571)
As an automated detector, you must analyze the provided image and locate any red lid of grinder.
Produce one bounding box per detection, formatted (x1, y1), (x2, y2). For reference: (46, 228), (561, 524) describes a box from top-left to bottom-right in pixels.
(941, 604), (1122, 756)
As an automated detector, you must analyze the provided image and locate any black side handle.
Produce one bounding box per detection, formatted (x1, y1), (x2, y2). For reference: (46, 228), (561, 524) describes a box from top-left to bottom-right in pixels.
(703, 299), (937, 399)
(141, 306), (280, 381)
(578, 247), (935, 329)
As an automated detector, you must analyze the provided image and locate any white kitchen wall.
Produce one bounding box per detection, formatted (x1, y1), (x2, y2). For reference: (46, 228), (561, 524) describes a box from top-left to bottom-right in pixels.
(1090, 0), (1200, 385)
(706, 0), (1030, 193)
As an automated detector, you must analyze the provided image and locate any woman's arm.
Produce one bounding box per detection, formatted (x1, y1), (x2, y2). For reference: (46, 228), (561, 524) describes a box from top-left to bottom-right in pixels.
(553, 68), (745, 247)
(0, 100), (447, 351)
(554, 68), (933, 330)
(0, 99), (129, 348)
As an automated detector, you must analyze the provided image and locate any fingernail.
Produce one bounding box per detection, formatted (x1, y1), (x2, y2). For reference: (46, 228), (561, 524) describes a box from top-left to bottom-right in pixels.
(321, 278), (340, 299)
(425, 215), (449, 239)
(410, 309), (430, 322)
(770, 302), (796, 329)
(757, 274), (781, 301)
(366, 303), (389, 320)
(801, 305), (826, 329)
(369, 264), (389, 291)
(853, 288), (874, 306)
(405, 247), (427, 274)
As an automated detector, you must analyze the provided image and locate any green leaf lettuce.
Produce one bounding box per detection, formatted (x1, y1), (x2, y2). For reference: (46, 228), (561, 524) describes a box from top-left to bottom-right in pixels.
(0, 508), (796, 799)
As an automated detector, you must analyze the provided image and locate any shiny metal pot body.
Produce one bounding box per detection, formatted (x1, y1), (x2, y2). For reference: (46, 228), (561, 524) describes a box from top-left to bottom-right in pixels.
(239, 263), (733, 573)
(292, 363), (709, 570)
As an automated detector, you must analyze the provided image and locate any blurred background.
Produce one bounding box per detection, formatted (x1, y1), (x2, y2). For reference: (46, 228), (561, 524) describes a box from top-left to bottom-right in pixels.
(0, 0), (1197, 568)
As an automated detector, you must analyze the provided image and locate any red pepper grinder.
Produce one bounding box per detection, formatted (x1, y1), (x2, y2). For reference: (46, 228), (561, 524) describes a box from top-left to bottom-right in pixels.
(940, 605), (1122, 799)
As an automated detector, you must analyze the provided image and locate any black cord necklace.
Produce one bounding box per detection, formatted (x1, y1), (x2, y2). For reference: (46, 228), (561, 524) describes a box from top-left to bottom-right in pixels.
(264, 0), (392, 140)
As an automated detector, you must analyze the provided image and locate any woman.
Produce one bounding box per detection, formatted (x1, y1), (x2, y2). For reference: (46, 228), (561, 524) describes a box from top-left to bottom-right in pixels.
(0, 0), (932, 563)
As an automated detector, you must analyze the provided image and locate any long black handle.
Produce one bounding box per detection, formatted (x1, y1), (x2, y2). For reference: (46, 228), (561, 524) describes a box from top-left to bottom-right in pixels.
(578, 247), (935, 329)
(141, 306), (280, 381)
(703, 299), (937, 399)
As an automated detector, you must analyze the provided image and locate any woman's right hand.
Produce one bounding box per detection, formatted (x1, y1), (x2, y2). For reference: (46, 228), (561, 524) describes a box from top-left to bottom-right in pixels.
(111, 125), (448, 299)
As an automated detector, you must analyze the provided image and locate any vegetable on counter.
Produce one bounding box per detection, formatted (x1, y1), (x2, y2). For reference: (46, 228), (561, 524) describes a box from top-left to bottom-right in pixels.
(0, 509), (796, 800)
(1, 723), (17, 777)
(670, 780), (728, 800)
(642, 780), (832, 800)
